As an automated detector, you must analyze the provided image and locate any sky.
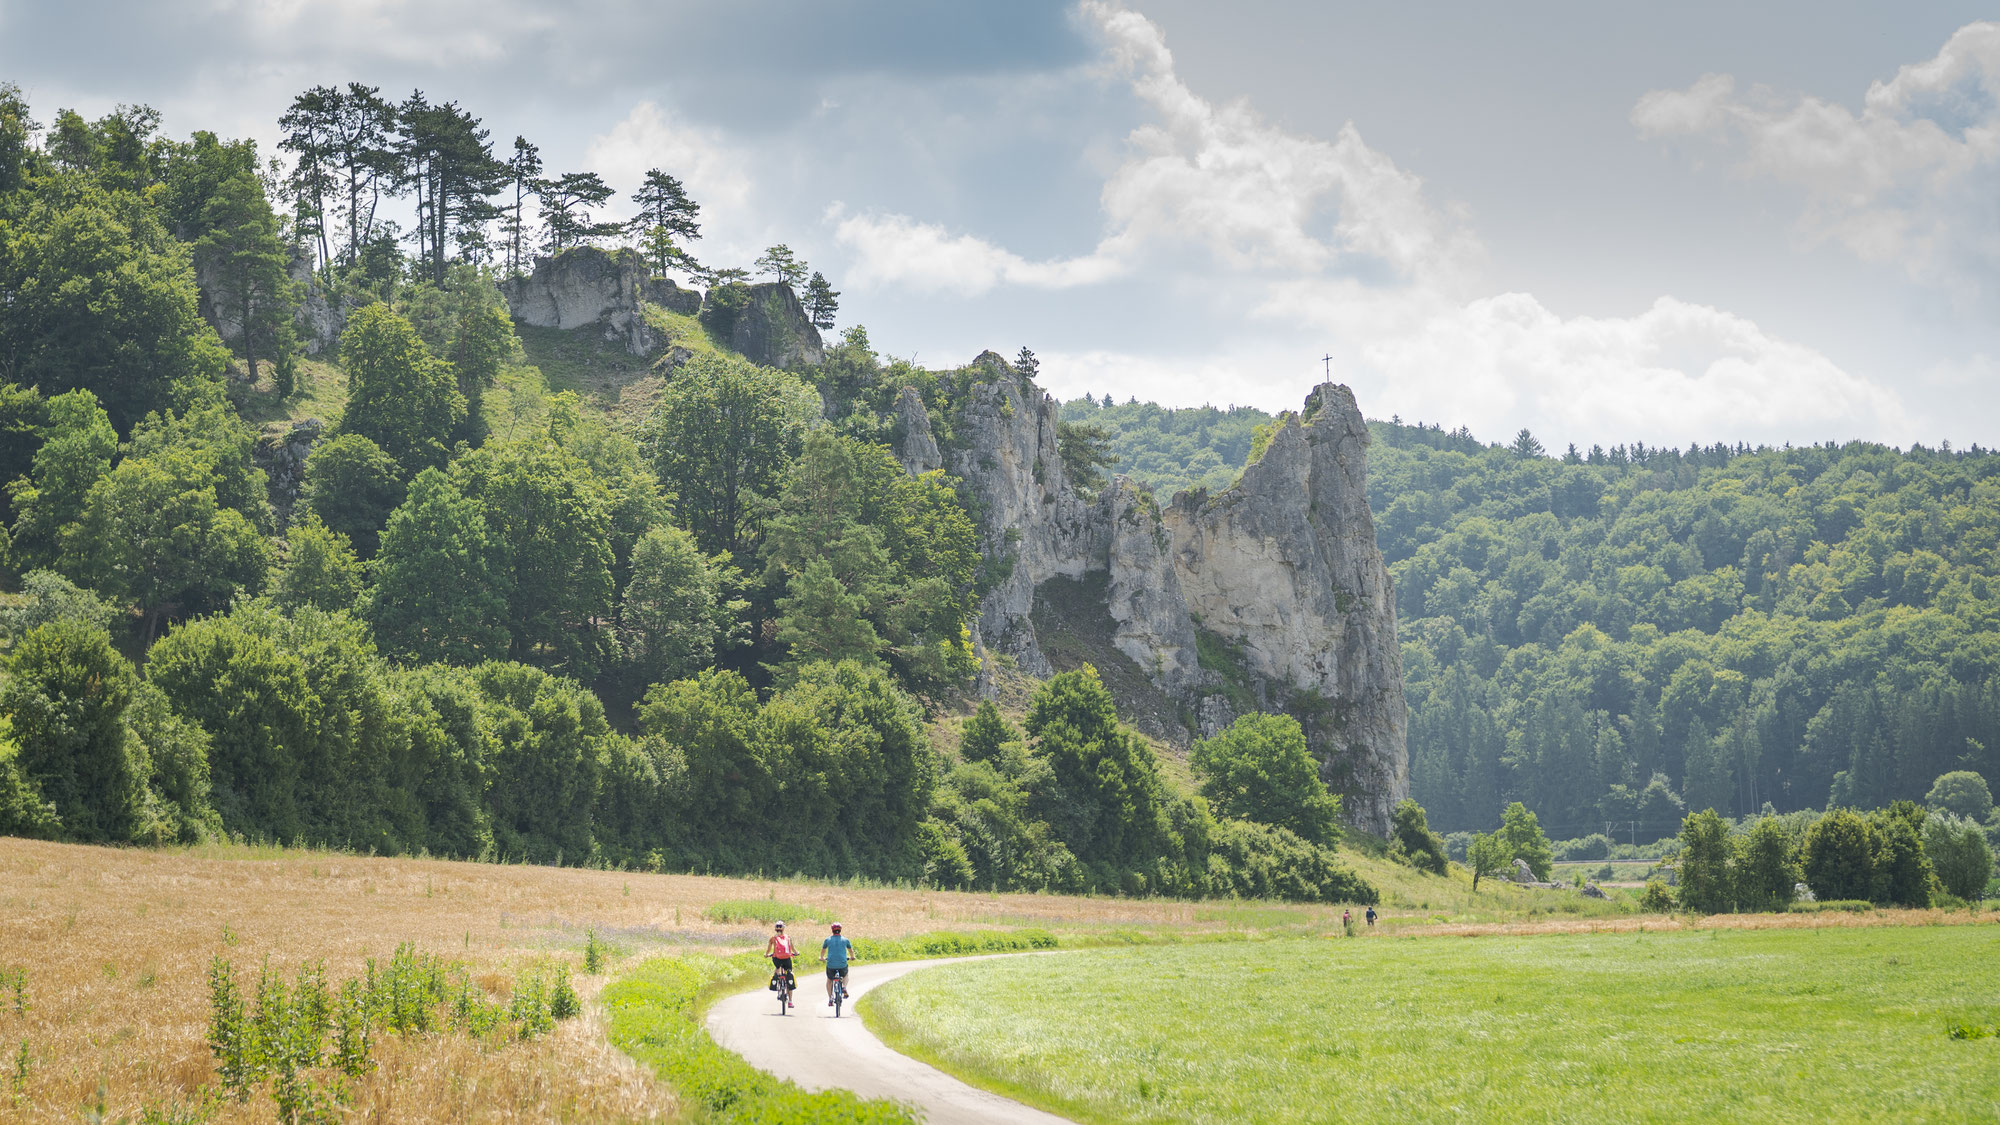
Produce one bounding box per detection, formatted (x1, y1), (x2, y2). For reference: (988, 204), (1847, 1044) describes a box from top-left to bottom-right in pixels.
(3, 0), (1997, 449)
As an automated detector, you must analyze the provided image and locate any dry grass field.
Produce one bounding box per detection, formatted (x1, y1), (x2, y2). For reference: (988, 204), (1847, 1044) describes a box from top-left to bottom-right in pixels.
(0, 838), (1252, 1122)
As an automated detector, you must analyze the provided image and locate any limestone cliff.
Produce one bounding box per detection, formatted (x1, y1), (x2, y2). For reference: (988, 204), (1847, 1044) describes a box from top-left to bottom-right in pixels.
(926, 359), (1407, 833)
(499, 247), (660, 355)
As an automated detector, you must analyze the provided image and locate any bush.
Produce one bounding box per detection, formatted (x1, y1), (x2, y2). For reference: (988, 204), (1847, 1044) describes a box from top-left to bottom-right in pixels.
(1788, 899), (1874, 914)
(1205, 818), (1379, 904)
(1638, 880), (1674, 913)
(1390, 799), (1449, 876)
(1554, 833), (1613, 862)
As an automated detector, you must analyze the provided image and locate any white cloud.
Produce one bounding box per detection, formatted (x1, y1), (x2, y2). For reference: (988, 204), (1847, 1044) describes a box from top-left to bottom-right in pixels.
(832, 209), (1122, 295)
(1355, 294), (1915, 445)
(832, 1), (1916, 446)
(1084, 0), (1477, 283)
(583, 100), (761, 264)
(1633, 22), (2000, 289)
(831, 0), (1478, 295)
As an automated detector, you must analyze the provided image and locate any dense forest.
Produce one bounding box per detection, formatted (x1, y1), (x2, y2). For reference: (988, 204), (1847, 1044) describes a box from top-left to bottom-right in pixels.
(0, 84), (1378, 904)
(1060, 398), (2000, 847)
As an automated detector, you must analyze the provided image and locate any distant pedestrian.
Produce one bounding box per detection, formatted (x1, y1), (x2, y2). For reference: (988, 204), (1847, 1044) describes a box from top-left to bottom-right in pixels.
(1342, 909), (1351, 927)
(1365, 906), (1377, 927)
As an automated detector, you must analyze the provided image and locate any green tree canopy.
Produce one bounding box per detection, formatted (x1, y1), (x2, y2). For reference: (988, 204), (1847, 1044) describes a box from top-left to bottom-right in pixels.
(0, 179), (229, 430)
(337, 302), (466, 477)
(60, 444), (271, 637)
(450, 432), (617, 678)
(1925, 771), (1993, 822)
(641, 353), (820, 556)
(1497, 801), (1555, 881)
(1191, 712), (1342, 849)
(5, 389), (117, 570)
(363, 467), (511, 666)
(1801, 808), (1875, 901)
(299, 431), (405, 557)
(0, 618), (145, 841)
(1922, 813), (1995, 902)
(620, 524), (740, 689)
(274, 514), (365, 613)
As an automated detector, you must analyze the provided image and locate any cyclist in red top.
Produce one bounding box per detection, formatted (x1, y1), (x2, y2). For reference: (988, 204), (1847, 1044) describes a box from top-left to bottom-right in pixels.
(766, 921), (798, 1005)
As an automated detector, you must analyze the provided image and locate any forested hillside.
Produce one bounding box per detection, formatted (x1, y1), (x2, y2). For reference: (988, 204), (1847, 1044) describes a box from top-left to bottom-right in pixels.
(1065, 389), (2000, 841)
(0, 84), (1376, 904)
(1372, 424), (1999, 839)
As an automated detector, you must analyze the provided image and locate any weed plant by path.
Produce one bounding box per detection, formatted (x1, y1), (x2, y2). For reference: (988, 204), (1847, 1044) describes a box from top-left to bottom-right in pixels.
(864, 926), (2000, 1124)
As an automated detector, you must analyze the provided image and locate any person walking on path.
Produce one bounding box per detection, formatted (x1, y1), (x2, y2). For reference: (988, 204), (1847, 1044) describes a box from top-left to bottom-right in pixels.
(1365, 906), (1377, 927)
(823, 922), (855, 1005)
(1342, 909), (1352, 929)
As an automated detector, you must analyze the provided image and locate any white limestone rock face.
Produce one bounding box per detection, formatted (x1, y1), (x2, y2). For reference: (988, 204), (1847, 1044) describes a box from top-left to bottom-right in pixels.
(499, 247), (654, 355)
(1106, 480), (1201, 695)
(1164, 383), (1409, 834)
(895, 387), (943, 476)
(939, 366), (1408, 834)
(947, 354), (1107, 677)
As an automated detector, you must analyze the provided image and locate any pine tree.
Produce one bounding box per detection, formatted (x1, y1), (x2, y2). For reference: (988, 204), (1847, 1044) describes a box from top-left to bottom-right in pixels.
(803, 271), (839, 330)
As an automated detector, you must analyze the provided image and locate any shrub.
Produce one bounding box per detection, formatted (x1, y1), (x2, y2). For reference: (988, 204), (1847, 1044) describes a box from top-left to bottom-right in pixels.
(1205, 818), (1379, 904)
(1391, 799), (1450, 875)
(1638, 880), (1674, 913)
(1555, 833), (1613, 862)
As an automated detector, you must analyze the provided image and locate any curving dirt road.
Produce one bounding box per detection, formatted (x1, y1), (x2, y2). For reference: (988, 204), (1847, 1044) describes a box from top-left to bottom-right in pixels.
(706, 954), (1070, 1124)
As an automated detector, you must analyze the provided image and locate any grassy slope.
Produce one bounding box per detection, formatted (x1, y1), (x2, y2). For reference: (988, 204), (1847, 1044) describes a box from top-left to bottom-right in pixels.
(864, 926), (2000, 1124)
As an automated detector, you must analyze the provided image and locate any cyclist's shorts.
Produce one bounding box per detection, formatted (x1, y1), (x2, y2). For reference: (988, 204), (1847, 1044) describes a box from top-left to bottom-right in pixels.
(772, 957), (793, 972)
(826, 965), (849, 980)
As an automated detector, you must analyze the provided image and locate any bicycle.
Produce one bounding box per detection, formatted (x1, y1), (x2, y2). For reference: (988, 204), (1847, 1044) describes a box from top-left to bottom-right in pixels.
(829, 969), (849, 1018)
(771, 960), (793, 1016)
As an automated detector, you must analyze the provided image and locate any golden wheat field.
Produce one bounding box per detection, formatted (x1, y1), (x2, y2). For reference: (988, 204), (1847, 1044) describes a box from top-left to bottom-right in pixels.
(0, 838), (1242, 1122)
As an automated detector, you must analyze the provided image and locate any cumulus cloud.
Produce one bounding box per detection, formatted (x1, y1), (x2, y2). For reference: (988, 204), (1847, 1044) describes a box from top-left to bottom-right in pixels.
(833, 0), (1477, 295)
(1001, 2), (1914, 447)
(1085, 0), (1477, 282)
(1357, 294), (1914, 445)
(833, 209), (1122, 295)
(1633, 21), (2000, 290)
(582, 101), (762, 262)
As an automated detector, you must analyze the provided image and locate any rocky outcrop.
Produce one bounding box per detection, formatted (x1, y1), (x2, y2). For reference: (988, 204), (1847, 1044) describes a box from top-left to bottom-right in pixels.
(642, 277), (702, 315)
(195, 251), (347, 358)
(894, 387), (942, 476)
(924, 359), (1409, 834)
(500, 247), (662, 355)
(722, 282), (824, 370)
(1166, 383), (1408, 832)
(252, 417), (323, 514)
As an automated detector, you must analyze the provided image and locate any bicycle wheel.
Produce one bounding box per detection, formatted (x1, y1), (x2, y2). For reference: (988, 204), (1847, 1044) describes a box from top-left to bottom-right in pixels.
(833, 978), (844, 1018)
(777, 976), (789, 1016)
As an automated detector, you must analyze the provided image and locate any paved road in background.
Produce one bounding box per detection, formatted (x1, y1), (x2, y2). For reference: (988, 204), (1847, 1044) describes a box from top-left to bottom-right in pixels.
(706, 954), (1071, 1124)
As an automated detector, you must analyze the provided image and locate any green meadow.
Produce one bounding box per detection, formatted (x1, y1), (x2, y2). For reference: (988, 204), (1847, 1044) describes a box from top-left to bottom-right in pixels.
(864, 926), (2000, 1124)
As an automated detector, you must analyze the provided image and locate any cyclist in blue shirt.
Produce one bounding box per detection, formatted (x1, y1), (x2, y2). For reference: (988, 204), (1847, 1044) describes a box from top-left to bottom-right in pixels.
(822, 922), (854, 1005)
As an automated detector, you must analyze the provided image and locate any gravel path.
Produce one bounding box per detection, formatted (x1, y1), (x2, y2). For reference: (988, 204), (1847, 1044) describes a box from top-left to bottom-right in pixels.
(705, 954), (1071, 1124)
